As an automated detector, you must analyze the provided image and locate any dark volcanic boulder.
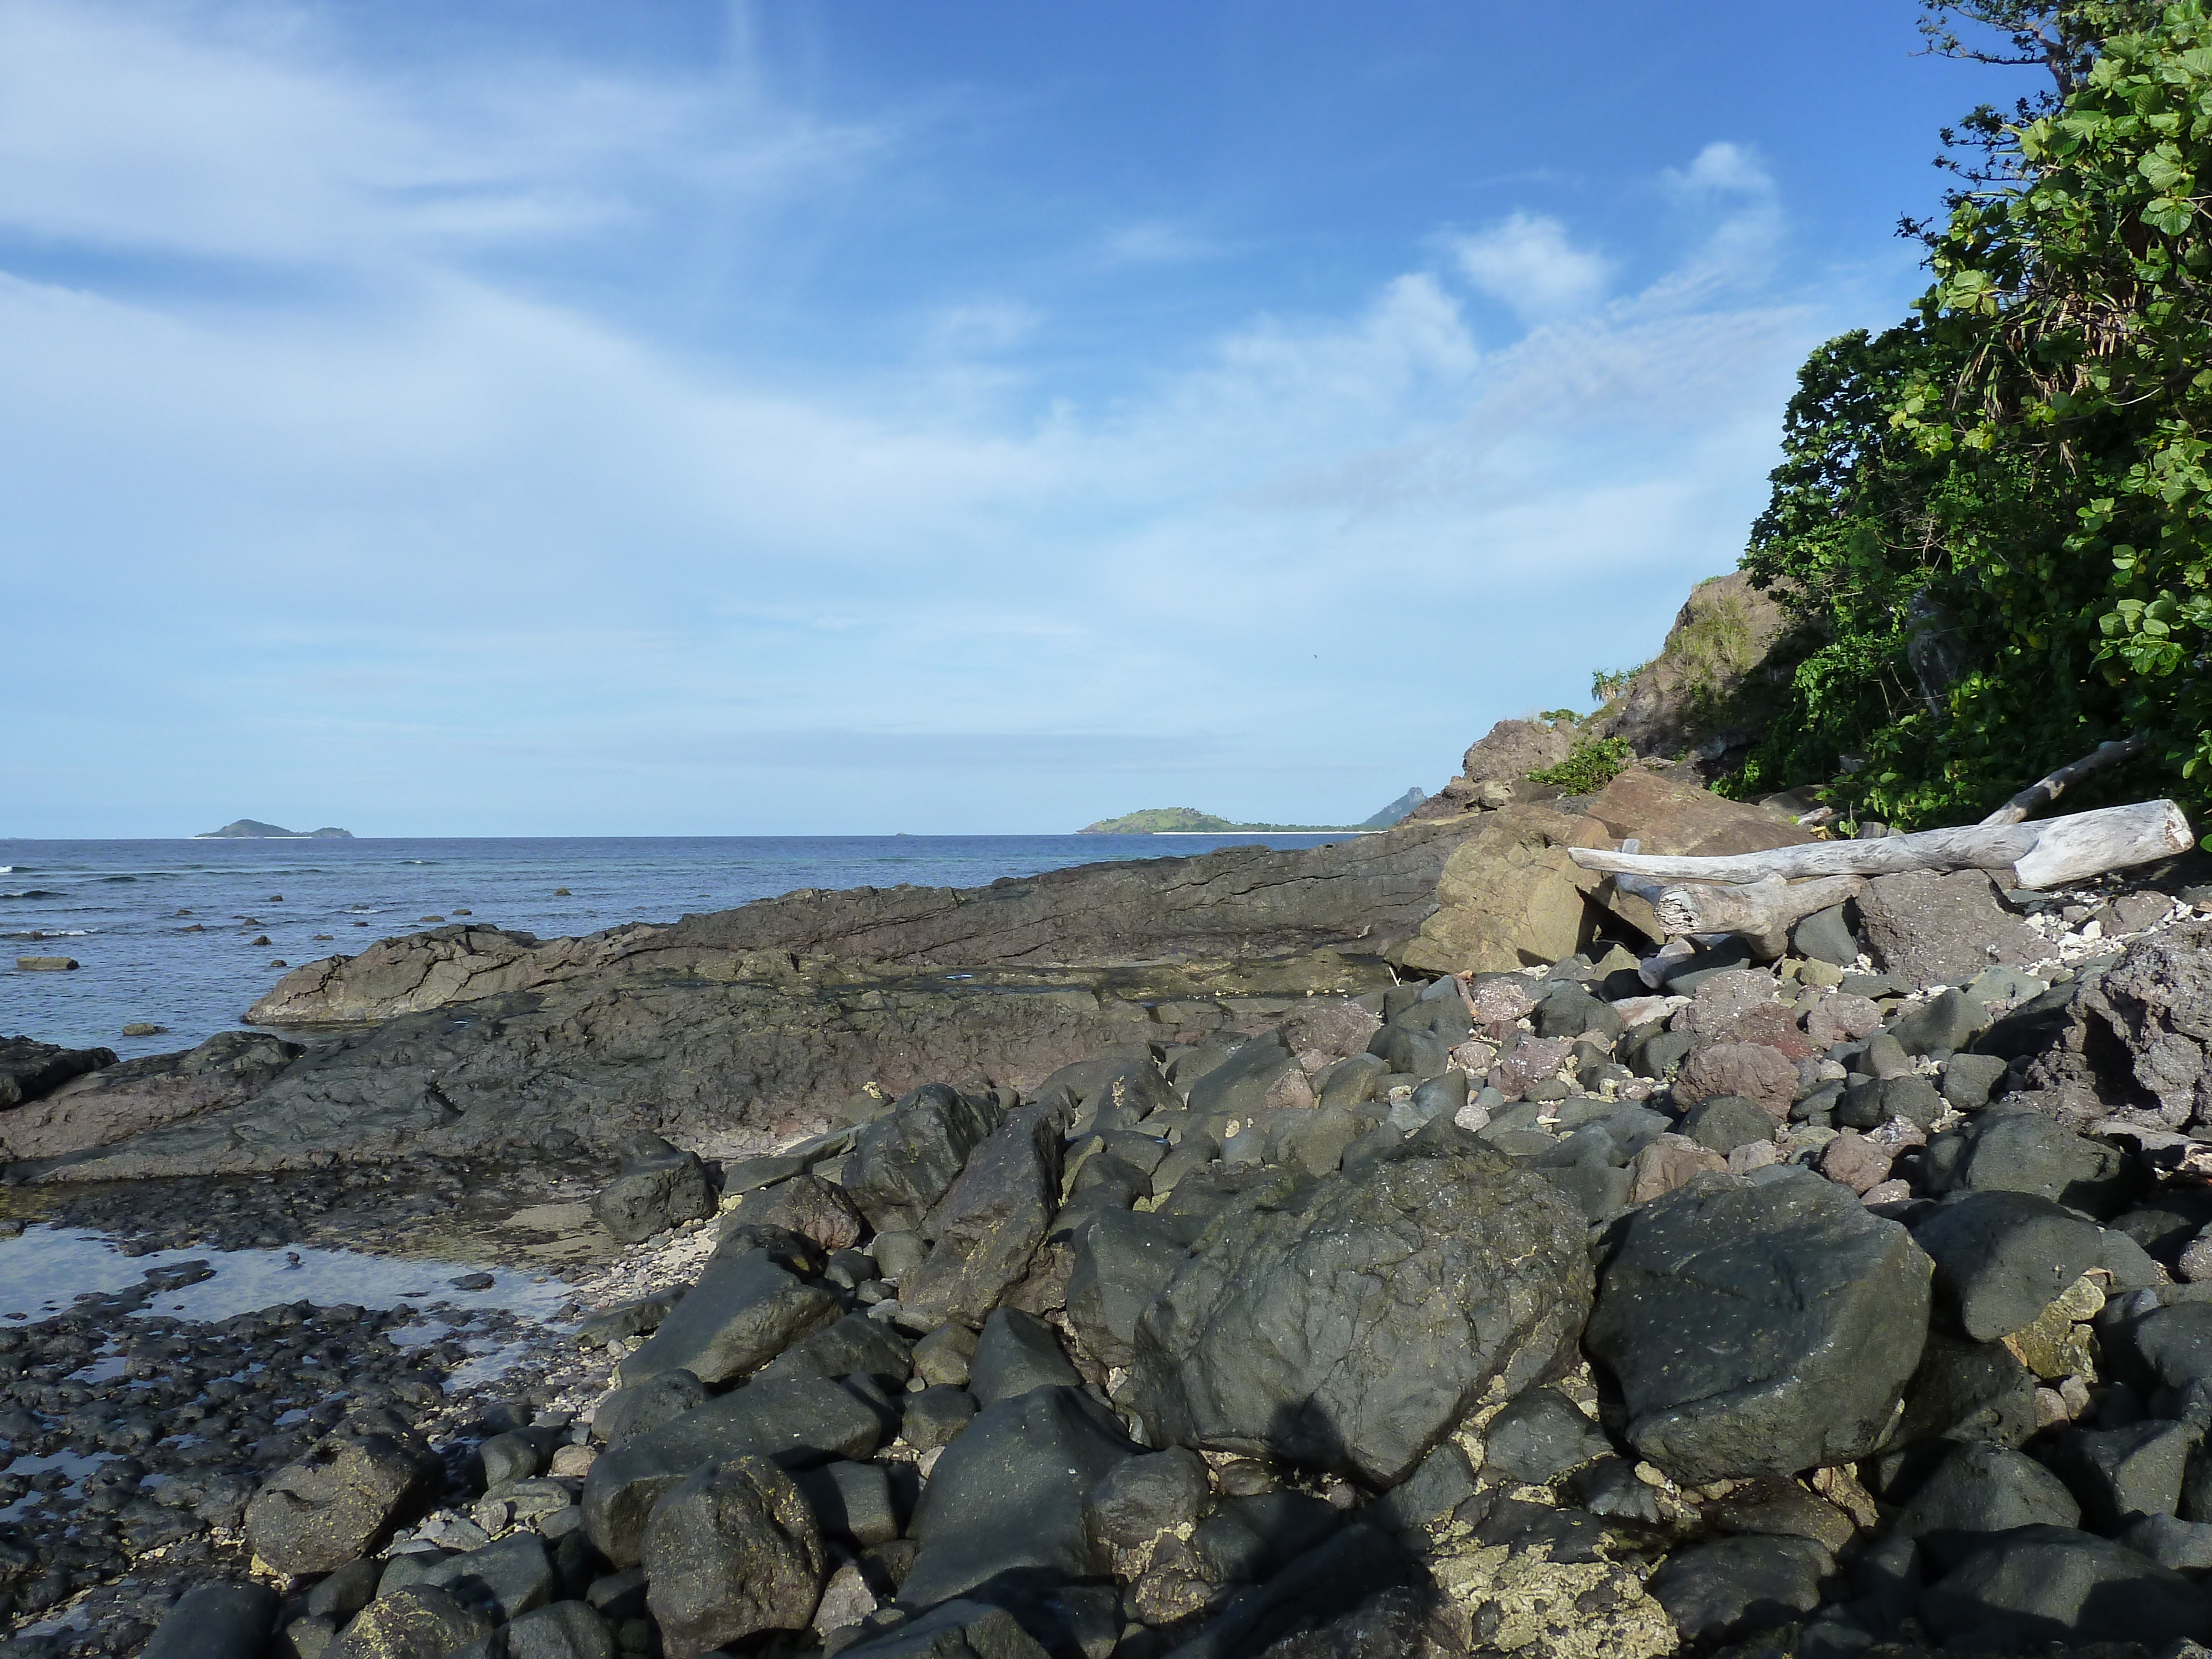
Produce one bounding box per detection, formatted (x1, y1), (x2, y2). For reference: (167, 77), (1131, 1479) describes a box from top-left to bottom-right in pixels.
(2064, 918), (2212, 1129)
(0, 1030), (299, 1161)
(1854, 870), (2044, 989)
(581, 1379), (885, 1566)
(1126, 1120), (1592, 1487)
(1892, 1442), (2081, 1538)
(845, 1084), (1004, 1234)
(593, 1133), (716, 1244)
(1584, 1170), (1932, 1484)
(639, 1457), (827, 1658)
(0, 1035), (117, 1109)
(1644, 1535), (1829, 1643)
(139, 1583), (278, 1659)
(1911, 1190), (2104, 1342)
(617, 1229), (838, 1388)
(900, 1385), (1139, 1610)
(900, 1101), (1071, 1327)
(1918, 1524), (2212, 1648)
(243, 1414), (444, 1575)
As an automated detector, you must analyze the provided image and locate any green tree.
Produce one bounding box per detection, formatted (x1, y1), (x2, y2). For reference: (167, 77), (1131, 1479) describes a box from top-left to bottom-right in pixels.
(1734, 1), (2212, 828)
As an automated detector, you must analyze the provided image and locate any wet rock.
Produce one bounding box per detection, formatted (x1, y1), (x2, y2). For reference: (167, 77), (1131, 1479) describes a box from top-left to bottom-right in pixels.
(592, 1134), (715, 1244)
(900, 1385), (1138, 1610)
(640, 1456), (827, 1658)
(1911, 1191), (2105, 1341)
(1584, 1170), (1932, 1484)
(1644, 1535), (1829, 1643)
(581, 1378), (885, 1566)
(966, 1308), (1079, 1407)
(246, 1415), (444, 1575)
(1918, 1524), (2212, 1648)
(846, 1085), (1005, 1234)
(618, 1230), (838, 1388)
(1129, 1122), (1591, 1487)
(1892, 1442), (2080, 1537)
(140, 1582), (279, 1659)
(900, 1102), (1070, 1327)
(332, 1585), (495, 1659)
(1855, 870), (2045, 989)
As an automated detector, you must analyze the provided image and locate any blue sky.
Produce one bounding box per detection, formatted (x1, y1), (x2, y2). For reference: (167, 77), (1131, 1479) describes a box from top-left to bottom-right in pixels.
(6, 2), (2021, 835)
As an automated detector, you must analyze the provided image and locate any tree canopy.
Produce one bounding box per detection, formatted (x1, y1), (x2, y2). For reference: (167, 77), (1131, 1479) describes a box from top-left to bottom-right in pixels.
(1730, 0), (2212, 830)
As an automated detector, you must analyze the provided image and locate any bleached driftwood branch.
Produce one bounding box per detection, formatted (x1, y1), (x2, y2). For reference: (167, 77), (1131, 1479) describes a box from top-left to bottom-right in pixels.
(1647, 873), (1867, 959)
(1570, 799), (2191, 892)
(1980, 735), (2148, 826)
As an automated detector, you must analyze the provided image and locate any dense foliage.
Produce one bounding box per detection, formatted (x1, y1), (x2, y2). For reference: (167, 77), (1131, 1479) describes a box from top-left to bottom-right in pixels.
(1531, 735), (1636, 795)
(1732, 1), (2212, 830)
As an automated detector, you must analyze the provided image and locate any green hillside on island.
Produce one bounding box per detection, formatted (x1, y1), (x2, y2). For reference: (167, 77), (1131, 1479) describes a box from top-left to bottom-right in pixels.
(1081, 787), (1425, 834)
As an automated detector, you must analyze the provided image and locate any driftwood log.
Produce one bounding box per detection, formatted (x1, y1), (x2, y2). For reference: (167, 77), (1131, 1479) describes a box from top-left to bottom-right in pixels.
(1980, 735), (2148, 826)
(1569, 799), (2192, 893)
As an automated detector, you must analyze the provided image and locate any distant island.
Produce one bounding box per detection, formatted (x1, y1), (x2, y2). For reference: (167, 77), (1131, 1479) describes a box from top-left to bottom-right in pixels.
(193, 820), (354, 839)
(1079, 787), (1425, 835)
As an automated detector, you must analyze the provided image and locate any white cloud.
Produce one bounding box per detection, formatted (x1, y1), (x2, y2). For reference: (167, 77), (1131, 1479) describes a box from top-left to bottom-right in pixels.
(1449, 213), (1611, 322)
(1663, 140), (1775, 199)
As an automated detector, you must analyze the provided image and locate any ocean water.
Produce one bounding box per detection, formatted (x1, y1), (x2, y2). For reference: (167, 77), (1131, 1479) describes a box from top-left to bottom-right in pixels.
(0, 833), (1354, 1058)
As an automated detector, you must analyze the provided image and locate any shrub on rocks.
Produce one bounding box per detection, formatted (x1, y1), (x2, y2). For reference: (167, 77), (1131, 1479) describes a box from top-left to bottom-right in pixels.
(1584, 1170), (1932, 1484)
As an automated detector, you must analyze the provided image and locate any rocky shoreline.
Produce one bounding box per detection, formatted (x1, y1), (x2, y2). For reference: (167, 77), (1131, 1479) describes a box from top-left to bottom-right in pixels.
(11, 755), (2212, 1656)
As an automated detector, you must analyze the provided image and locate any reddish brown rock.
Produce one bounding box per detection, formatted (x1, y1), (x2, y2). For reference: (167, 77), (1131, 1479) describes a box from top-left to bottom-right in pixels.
(1674, 1042), (1799, 1121)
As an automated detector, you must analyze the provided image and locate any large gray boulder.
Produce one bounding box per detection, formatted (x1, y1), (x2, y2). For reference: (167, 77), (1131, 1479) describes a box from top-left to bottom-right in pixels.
(617, 1229), (838, 1388)
(1126, 1120), (1591, 1487)
(1065, 1208), (1207, 1370)
(1911, 1191), (2104, 1342)
(1854, 870), (2044, 989)
(1892, 1443), (2081, 1538)
(900, 1385), (1139, 1611)
(243, 1413), (444, 1575)
(2065, 919), (2212, 1129)
(845, 1084), (1004, 1234)
(1584, 1170), (1931, 1484)
(1918, 1524), (2212, 1648)
(581, 1379), (885, 1566)
(900, 1101), (1071, 1327)
(639, 1457), (827, 1658)
(592, 1134), (716, 1244)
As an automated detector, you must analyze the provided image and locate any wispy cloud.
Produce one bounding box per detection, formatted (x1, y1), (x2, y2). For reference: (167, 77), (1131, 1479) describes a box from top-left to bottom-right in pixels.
(0, 6), (1865, 833)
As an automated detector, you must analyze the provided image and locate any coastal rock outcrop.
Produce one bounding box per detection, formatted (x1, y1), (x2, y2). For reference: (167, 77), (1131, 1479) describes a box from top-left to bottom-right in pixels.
(0, 1030), (303, 1162)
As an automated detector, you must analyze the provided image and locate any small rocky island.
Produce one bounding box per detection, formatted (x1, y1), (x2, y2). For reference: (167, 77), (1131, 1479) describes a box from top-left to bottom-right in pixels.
(192, 821), (354, 841)
(1079, 789), (1426, 834)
